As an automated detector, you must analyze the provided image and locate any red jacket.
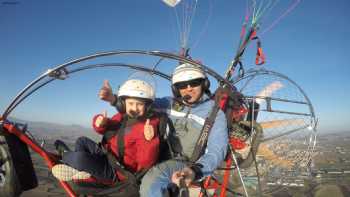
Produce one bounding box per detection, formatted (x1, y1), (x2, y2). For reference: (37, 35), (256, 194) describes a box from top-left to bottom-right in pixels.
(92, 113), (160, 173)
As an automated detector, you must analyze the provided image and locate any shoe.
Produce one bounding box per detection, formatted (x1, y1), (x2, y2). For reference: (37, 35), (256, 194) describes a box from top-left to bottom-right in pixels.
(52, 164), (91, 181)
(54, 139), (71, 156)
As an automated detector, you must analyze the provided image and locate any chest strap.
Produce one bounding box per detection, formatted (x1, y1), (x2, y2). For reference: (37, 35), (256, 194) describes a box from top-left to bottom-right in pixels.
(117, 117), (127, 165)
(190, 102), (220, 162)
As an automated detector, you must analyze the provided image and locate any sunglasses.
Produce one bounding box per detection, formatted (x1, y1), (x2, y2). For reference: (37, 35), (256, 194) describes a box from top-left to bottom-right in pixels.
(175, 79), (203, 89)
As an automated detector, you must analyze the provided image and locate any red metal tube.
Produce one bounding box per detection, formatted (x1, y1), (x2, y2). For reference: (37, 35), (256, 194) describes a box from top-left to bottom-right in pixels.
(2, 122), (78, 197)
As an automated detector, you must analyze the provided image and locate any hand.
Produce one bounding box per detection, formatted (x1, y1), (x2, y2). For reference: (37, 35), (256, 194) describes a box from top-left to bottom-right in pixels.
(144, 119), (154, 141)
(171, 167), (195, 187)
(95, 110), (108, 127)
(99, 80), (116, 103)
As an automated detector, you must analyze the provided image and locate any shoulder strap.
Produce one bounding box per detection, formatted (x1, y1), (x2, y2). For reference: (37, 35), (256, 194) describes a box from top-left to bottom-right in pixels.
(101, 114), (123, 145)
(157, 112), (177, 160)
(117, 116), (128, 165)
(158, 112), (168, 139)
(104, 115), (148, 179)
(105, 151), (138, 185)
(190, 102), (221, 162)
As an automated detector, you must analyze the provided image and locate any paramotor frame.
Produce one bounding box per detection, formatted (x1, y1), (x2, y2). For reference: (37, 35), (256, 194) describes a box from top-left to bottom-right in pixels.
(1, 50), (238, 197)
(0, 50), (318, 197)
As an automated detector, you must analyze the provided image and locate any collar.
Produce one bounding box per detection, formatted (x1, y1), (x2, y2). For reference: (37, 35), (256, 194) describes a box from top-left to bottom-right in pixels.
(186, 94), (211, 107)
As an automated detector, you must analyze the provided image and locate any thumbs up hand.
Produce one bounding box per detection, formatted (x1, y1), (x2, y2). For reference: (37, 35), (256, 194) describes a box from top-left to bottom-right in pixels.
(99, 80), (115, 103)
(95, 110), (108, 128)
(144, 119), (154, 141)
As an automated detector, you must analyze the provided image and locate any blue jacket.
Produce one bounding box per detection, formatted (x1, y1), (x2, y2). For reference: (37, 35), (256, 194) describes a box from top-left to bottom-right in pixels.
(154, 95), (228, 176)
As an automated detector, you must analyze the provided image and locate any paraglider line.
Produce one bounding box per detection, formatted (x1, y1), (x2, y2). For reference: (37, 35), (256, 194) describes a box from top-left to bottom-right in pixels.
(261, 0), (301, 35)
(192, 0), (213, 51)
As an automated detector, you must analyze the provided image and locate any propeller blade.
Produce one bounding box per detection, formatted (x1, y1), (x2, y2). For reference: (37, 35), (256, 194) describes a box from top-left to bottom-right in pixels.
(257, 144), (293, 169)
(256, 81), (283, 104)
(259, 119), (304, 129)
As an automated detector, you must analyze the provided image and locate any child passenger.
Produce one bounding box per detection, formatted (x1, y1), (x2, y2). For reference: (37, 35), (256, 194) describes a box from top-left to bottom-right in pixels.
(52, 79), (165, 185)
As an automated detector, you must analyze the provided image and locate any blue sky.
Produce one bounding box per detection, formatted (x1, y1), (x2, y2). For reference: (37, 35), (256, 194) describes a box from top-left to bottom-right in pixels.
(0, 0), (349, 132)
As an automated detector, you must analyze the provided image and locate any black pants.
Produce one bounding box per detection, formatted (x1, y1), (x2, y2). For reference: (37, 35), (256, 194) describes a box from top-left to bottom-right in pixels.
(62, 136), (115, 182)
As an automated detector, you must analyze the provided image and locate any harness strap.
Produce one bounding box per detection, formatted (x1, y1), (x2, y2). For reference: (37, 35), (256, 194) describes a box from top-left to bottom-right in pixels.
(158, 112), (168, 139)
(96, 151), (140, 196)
(117, 117), (127, 165)
(105, 114), (168, 179)
(165, 117), (177, 158)
(190, 86), (243, 162)
(190, 102), (220, 163)
(101, 125), (121, 146)
(105, 151), (133, 179)
(157, 112), (177, 161)
(105, 149), (149, 184)
(102, 114), (133, 174)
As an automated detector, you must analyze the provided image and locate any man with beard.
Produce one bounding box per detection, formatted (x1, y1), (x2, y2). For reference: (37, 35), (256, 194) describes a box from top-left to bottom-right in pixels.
(100, 64), (228, 197)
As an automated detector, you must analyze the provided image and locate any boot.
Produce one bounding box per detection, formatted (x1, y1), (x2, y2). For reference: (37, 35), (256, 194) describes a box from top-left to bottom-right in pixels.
(52, 164), (91, 181)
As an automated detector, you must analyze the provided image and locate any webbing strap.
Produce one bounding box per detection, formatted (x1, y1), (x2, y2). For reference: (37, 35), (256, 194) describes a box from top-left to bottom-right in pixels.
(102, 152), (140, 196)
(251, 36), (266, 65)
(117, 117), (127, 165)
(105, 140), (148, 184)
(158, 112), (168, 139)
(106, 149), (149, 183)
(157, 112), (179, 160)
(190, 86), (243, 162)
(106, 152), (132, 178)
(101, 114), (124, 145)
(190, 103), (220, 162)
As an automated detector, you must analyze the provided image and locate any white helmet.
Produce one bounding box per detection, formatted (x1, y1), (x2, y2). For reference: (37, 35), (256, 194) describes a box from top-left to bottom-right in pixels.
(172, 63), (206, 84)
(118, 79), (155, 101)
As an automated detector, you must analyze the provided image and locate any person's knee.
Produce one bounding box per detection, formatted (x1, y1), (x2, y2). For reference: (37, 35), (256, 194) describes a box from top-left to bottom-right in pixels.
(140, 163), (176, 197)
(75, 136), (90, 149)
(63, 151), (96, 171)
(139, 173), (152, 196)
(76, 136), (89, 144)
(140, 168), (161, 197)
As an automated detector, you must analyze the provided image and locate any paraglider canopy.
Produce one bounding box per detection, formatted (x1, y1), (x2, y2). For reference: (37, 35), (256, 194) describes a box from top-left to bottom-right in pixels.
(162, 0), (182, 7)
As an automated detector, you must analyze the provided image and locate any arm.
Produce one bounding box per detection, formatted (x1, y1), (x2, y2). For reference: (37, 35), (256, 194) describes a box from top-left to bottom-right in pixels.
(153, 97), (172, 111)
(99, 80), (117, 104)
(92, 114), (107, 134)
(98, 79), (172, 112)
(92, 113), (122, 135)
(170, 108), (228, 185)
(196, 109), (228, 176)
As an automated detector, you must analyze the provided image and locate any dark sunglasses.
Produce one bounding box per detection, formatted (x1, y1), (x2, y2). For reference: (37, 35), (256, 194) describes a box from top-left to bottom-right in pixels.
(175, 79), (203, 89)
